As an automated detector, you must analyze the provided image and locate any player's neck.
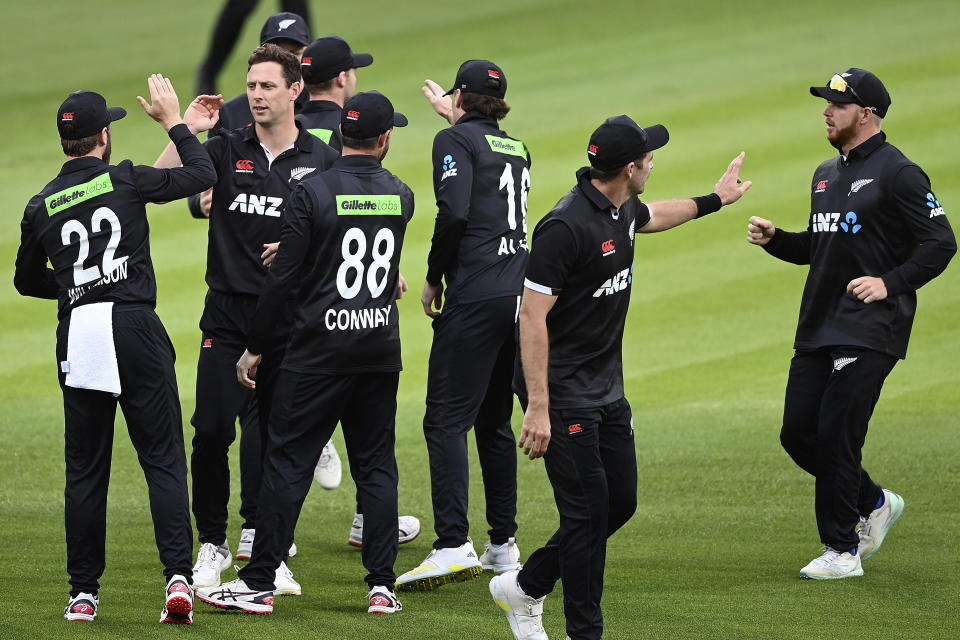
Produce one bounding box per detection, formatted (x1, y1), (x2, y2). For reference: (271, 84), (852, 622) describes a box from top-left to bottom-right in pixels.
(255, 117), (299, 157)
(591, 178), (631, 210)
(308, 90), (344, 107)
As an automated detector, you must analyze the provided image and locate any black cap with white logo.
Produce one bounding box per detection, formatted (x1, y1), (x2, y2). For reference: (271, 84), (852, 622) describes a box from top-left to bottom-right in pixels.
(341, 91), (408, 139)
(443, 60), (506, 98)
(57, 90), (126, 140)
(809, 68), (891, 118)
(260, 12), (312, 46)
(587, 115), (669, 171)
(301, 35), (374, 84)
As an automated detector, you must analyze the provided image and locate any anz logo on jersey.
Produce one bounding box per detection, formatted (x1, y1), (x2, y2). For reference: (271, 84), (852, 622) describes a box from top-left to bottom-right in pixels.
(592, 266), (632, 298)
(811, 211), (862, 234)
(228, 193), (283, 217)
(440, 154), (458, 181)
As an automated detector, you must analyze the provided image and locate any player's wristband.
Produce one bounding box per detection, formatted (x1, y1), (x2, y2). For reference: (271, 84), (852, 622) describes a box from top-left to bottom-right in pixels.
(693, 193), (722, 218)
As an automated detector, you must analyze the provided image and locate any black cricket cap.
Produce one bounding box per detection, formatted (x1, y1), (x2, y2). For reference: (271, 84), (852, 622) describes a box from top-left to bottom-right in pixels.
(57, 91), (126, 140)
(587, 115), (669, 171)
(443, 60), (506, 98)
(260, 12), (311, 47)
(341, 91), (407, 139)
(301, 35), (373, 84)
(810, 68), (891, 118)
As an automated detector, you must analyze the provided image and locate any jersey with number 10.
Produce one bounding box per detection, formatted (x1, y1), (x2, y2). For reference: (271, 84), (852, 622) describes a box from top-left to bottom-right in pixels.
(426, 111), (531, 305)
(246, 154), (414, 373)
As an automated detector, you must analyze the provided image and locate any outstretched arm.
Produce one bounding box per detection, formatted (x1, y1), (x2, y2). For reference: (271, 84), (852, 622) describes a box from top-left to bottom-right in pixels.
(642, 152), (752, 233)
(422, 79), (455, 125)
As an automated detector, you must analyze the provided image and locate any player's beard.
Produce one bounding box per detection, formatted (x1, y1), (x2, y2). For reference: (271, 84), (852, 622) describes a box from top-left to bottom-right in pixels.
(102, 131), (112, 165)
(378, 139), (390, 161)
(827, 118), (858, 152)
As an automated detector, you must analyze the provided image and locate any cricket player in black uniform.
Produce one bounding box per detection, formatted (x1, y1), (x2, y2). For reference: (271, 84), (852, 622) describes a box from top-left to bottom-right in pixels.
(296, 34), (423, 545)
(748, 68), (955, 580)
(197, 90), (412, 615)
(155, 44), (338, 591)
(397, 60), (529, 591)
(14, 76), (216, 624)
(490, 116), (751, 640)
(209, 12), (312, 137)
(296, 34), (372, 152)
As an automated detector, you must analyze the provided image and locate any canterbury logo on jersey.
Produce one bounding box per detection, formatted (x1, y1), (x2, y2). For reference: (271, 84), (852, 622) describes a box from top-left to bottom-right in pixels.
(593, 267), (632, 297)
(228, 193), (283, 217)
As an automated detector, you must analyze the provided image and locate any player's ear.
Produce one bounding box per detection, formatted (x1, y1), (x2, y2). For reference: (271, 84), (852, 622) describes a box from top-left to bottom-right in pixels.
(290, 80), (302, 99)
(337, 71), (347, 89)
(98, 127), (109, 146)
(453, 90), (463, 110)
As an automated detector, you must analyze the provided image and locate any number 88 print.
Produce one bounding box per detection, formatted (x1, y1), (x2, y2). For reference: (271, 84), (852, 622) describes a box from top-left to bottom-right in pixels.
(336, 227), (396, 299)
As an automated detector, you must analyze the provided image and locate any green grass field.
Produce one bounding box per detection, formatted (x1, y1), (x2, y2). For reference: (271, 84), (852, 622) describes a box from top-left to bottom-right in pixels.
(2, 1), (959, 638)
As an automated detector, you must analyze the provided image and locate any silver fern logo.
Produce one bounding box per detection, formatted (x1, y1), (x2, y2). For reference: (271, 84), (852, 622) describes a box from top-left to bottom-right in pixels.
(833, 357), (858, 371)
(848, 179), (874, 196)
(289, 167), (316, 182)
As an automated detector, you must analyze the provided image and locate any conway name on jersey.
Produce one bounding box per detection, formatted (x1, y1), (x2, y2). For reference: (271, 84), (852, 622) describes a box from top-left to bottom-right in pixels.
(247, 154), (414, 373)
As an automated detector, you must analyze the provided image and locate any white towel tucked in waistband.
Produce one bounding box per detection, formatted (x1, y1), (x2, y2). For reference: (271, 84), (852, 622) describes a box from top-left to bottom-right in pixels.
(63, 302), (121, 396)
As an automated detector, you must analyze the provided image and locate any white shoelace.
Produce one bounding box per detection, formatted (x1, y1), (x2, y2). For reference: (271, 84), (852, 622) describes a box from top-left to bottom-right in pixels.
(196, 543), (219, 567)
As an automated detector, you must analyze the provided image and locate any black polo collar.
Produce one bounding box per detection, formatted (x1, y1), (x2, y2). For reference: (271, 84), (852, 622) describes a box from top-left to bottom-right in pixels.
(58, 156), (106, 176)
(241, 120), (315, 152)
(843, 131), (886, 163)
(575, 166), (618, 214)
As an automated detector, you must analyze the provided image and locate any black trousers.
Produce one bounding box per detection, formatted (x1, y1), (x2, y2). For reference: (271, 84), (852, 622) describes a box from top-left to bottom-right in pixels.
(57, 305), (193, 596)
(518, 397), (637, 640)
(191, 291), (261, 544)
(780, 347), (897, 551)
(423, 296), (519, 548)
(240, 371), (400, 590)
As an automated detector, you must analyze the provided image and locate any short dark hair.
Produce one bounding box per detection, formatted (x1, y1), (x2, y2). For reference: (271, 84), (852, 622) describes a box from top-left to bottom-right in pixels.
(341, 133), (379, 150)
(460, 86), (510, 120)
(61, 133), (99, 157)
(589, 152), (649, 183)
(248, 43), (301, 87)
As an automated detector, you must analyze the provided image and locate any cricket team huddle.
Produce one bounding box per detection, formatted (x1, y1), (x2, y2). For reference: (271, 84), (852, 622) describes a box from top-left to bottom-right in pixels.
(13, 9), (955, 640)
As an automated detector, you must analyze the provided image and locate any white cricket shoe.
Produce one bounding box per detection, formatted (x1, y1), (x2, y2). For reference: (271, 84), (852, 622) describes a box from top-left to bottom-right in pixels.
(160, 574), (193, 624)
(64, 592), (98, 622)
(274, 561), (301, 596)
(236, 528), (297, 560)
(396, 539), (483, 591)
(367, 585), (403, 614)
(192, 541), (232, 588)
(349, 513), (422, 548)
(236, 528), (255, 560)
(197, 578), (274, 614)
(859, 488), (904, 560)
(490, 569), (547, 640)
(799, 546), (863, 580)
(480, 537), (522, 573)
(314, 441), (342, 489)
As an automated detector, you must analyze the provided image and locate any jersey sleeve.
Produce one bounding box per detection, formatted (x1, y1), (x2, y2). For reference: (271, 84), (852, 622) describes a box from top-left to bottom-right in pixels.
(881, 165), (957, 295)
(524, 219), (579, 296)
(426, 130), (474, 285)
(130, 124), (217, 202)
(246, 184), (315, 355)
(13, 202), (58, 299)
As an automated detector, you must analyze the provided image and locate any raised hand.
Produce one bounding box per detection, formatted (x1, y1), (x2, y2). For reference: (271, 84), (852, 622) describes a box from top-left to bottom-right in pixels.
(714, 152), (753, 205)
(422, 79), (454, 124)
(136, 74), (182, 131)
(183, 95), (223, 134)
